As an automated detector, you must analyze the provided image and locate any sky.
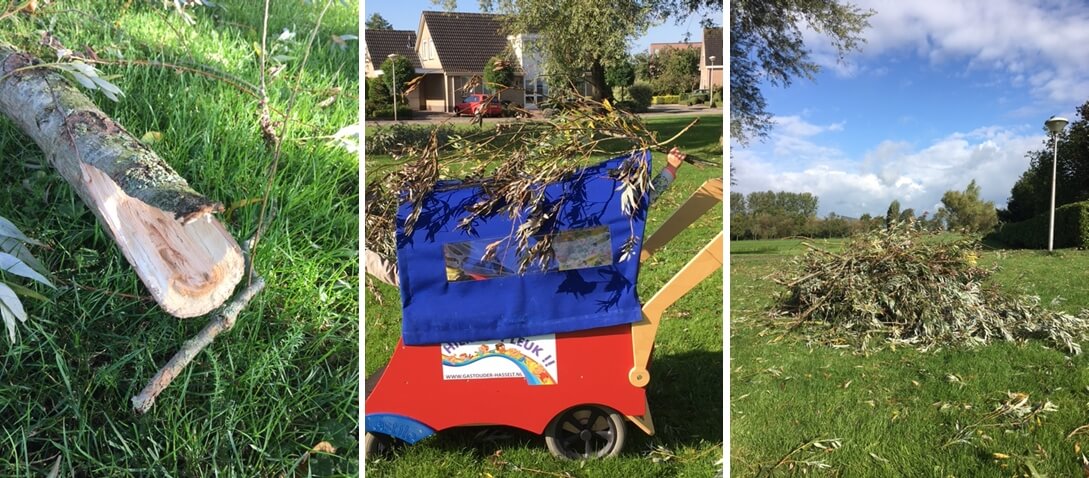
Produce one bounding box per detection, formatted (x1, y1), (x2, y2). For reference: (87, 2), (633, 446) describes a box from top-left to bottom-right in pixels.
(732, 0), (1089, 219)
(363, 0), (721, 55)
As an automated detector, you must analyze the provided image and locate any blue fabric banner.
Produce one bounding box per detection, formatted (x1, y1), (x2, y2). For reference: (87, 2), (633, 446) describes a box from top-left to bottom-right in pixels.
(395, 151), (651, 345)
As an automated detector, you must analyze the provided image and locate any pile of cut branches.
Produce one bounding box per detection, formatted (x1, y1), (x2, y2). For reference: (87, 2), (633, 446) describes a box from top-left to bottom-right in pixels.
(364, 92), (709, 273)
(773, 223), (1089, 353)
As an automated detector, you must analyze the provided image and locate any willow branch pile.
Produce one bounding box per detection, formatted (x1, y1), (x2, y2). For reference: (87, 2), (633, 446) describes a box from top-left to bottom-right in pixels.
(774, 224), (1089, 354)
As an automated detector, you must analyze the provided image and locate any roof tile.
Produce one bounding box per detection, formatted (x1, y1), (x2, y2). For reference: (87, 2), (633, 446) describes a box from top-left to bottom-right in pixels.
(422, 11), (510, 73)
(703, 27), (723, 64)
(364, 30), (421, 69)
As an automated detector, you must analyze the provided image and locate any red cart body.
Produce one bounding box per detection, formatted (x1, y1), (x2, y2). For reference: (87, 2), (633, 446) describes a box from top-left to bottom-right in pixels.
(366, 324), (645, 440)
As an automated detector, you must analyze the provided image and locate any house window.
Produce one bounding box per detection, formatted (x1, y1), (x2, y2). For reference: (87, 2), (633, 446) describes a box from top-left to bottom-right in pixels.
(524, 76), (548, 106)
(443, 226), (612, 282)
(422, 40), (430, 60)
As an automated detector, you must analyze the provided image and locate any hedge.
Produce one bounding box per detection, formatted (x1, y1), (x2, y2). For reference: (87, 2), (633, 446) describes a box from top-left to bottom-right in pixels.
(365, 105), (413, 120)
(651, 95), (681, 105)
(365, 123), (453, 155)
(987, 201), (1089, 249)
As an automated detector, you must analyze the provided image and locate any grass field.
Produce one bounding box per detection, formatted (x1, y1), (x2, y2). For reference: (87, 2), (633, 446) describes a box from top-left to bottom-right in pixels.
(731, 237), (1089, 476)
(0, 1), (358, 475)
(364, 115), (724, 477)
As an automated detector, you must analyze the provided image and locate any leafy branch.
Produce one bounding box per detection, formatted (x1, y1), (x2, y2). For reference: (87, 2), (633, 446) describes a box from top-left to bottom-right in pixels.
(365, 92), (710, 271)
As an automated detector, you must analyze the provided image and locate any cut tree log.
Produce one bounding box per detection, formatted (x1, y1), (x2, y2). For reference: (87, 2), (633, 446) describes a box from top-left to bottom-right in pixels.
(0, 43), (243, 317)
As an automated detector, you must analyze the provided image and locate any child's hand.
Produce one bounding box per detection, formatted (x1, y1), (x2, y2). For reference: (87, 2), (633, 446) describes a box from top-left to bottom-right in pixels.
(667, 147), (686, 170)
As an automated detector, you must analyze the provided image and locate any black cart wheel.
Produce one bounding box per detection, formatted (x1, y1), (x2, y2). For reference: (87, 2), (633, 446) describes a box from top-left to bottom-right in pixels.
(364, 432), (393, 460)
(544, 404), (626, 459)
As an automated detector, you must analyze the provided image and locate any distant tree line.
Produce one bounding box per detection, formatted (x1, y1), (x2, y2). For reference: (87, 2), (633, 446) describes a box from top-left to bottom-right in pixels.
(731, 191), (877, 240)
(731, 180), (999, 241)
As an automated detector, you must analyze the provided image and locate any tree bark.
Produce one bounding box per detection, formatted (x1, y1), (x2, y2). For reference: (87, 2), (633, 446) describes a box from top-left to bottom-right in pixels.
(0, 44), (243, 318)
(590, 57), (613, 102)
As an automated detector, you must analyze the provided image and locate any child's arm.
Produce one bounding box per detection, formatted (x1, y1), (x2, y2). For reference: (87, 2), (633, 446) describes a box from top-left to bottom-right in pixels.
(648, 147), (686, 204)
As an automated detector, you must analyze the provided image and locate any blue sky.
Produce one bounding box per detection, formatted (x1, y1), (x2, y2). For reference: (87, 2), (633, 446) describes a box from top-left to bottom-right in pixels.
(732, 0), (1089, 218)
(363, 0), (720, 55)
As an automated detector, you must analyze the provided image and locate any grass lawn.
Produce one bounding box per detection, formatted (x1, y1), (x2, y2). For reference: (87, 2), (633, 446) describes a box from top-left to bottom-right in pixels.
(0, 1), (357, 475)
(731, 238), (1089, 476)
(364, 115), (724, 477)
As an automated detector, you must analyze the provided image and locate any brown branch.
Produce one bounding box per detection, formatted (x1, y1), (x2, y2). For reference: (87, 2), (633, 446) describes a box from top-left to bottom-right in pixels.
(131, 273), (266, 414)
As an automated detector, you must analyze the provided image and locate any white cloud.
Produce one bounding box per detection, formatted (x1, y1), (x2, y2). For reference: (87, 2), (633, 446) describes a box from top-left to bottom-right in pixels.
(801, 0), (1089, 106)
(732, 125), (1049, 218)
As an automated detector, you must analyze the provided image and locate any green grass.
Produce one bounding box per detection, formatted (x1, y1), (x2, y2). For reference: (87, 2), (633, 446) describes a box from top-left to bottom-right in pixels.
(364, 115), (724, 477)
(0, 1), (357, 475)
(731, 238), (1089, 476)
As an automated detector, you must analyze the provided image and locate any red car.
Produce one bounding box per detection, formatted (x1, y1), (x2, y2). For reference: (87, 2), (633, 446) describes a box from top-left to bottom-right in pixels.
(454, 93), (503, 117)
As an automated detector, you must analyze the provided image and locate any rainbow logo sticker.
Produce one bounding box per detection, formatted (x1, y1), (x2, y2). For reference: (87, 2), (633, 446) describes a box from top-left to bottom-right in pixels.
(441, 334), (558, 385)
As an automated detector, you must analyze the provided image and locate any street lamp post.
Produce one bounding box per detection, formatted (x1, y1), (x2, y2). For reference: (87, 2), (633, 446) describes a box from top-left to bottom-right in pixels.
(1045, 115), (1069, 251)
(387, 53), (398, 122)
(708, 55), (716, 108)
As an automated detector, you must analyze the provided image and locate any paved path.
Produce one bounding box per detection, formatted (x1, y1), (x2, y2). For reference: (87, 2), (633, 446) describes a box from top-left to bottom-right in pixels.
(366, 104), (722, 126)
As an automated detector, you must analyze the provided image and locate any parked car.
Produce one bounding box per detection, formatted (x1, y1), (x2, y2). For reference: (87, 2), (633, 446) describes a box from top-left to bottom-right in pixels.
(687, 89), (709, 104)
(454, 93), (503, 117)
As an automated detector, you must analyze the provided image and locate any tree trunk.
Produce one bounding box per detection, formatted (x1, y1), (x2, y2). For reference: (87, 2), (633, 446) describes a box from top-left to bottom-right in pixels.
(590, 58), (612, 101)
(0, 44), (243, 318)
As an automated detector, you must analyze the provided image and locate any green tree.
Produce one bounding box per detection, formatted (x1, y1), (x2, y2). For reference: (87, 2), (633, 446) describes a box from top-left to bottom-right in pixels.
(731, 0), (873, 145)
(649, 47), (700, 95)
(730, 192), (749, 240)
(1001, 101), (1089, 223)
(483, 55), (516, 90)
(366, 13), (393, 30)
(378, 56), (416, 105)
(632, 52), (652, 81)
(939, 180), (999, 233)
(898, 208), (915, 223)
(885, 199), (900, 229)
(605, 57), (636, 99)
(744, 191), (818, 239)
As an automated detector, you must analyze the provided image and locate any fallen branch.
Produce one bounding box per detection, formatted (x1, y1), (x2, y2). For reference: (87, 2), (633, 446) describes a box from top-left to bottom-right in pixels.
(131, 273), (265, 414)
(0, 43), (243, 317)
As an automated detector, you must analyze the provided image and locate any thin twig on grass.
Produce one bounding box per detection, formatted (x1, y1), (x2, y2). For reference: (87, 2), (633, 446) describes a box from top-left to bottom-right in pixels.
(131, 273), (265, 414)
(250, 0), (334, 282)
(756, 437), (841, 477)
(1068, 424), (1089, 439)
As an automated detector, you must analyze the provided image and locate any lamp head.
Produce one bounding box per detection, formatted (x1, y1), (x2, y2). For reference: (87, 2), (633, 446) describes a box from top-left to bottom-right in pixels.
(1045, 115), (1069, 134)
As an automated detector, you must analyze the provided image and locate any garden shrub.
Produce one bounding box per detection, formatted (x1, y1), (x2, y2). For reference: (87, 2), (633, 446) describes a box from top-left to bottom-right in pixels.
(775, 222), (1089, 353)
(627, 82), (653, 112)
(988, 201), (1089, 249)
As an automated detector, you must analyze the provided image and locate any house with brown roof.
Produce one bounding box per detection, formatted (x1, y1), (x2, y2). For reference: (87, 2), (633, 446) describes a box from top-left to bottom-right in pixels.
(412, 11), (527, 112)
(365, 10), (615, 113)
(363, 29), (427, 109)
(365, 12), (541, 113)
(700, 27), (723, 90)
